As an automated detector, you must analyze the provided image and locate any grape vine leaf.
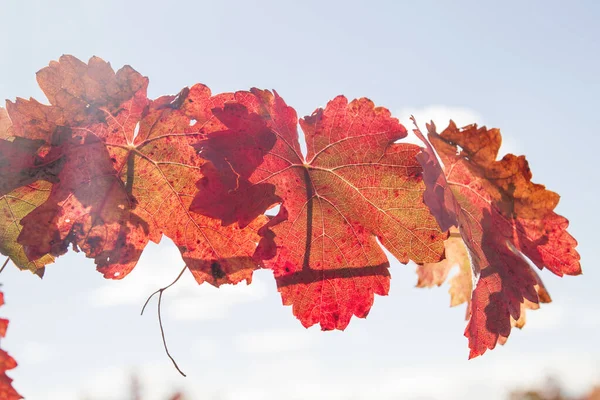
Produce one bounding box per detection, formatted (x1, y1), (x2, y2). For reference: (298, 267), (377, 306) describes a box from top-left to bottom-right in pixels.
(0, 55), (583, 361)
(0, 180), (55, 275)
(3, 55), (265, 285)
(0, 290), (22, 400)
(192, 89), (447, 330)
(0, 108), (60, 196)
(416, 228), (473, 307)
(417, 228), (551, 345)
(415, 120), (580, 358)
(0, 108), (56, 274)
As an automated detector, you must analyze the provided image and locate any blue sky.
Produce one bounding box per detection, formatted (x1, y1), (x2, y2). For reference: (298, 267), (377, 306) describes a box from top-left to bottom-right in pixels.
(1, 1), (599, 399)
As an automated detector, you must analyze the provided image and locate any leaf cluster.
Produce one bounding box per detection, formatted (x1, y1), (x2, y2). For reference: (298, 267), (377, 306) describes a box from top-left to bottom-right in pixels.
(0, 56), (581, 376)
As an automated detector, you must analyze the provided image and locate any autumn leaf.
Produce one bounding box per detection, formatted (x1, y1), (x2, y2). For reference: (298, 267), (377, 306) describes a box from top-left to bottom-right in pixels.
(497, 270), (551, 346)
(6, 55), (146, 142)
(0, 108), (56, 274)
(0, 291), (23, 400)
(411, 116), (460, 233)
(1, 181), (55, 275)
(416, 120), (580, 358)
(192, 89), (447, 330)
(4, 55), (265, 285)
(0, 107), (63, 198)
(417, 228), (551, 344)
(190, 99), (280, 229)
(416, 228), (472, 307)
(1, 55), (582, 363)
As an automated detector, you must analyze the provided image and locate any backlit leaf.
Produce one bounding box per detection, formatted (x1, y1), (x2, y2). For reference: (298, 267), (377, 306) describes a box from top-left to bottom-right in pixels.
(416, 120), (580, 358)
(193, 90), (447, 329)
(4, 56), (264, 285)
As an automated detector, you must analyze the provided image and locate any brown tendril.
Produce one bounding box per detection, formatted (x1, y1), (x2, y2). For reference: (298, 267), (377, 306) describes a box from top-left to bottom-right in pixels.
(0, 258), (9, 275)
(141, 264), (188, 377)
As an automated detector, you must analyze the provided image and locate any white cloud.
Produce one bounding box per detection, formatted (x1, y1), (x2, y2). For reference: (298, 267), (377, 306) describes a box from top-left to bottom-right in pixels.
(17, 341), (56, 366)
(88, 240), (184, 308)
(396, 105), (483, 150)
(88, 239), (268, 321)
(502, 301), (600, 335)
(577, 308), (600, 328)
(234, 329), (317, 354)
(397, 105), (521, 156)
(364, 351), (599, 400)
(167, 277), (267, 321)
(398, 105), (484, 136)
(233, 350), (599, 400)
(522, 303), (564, 332)
(20, 347), (600, 400)
(190, 337), (221, 360)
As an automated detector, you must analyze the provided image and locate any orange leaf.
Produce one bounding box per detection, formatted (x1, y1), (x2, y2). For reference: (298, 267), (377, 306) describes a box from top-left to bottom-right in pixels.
(417, 120), (580, 358)
(417, 228), (473, 307)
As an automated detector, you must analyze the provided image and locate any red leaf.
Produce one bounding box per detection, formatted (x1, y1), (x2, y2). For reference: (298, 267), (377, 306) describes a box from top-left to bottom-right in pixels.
(0, 107), (63, 197)
(417, 228), (551, 344)
(411, 116), (460, 232)
(193, 90), (447, 330)
(4, 55), (264, 285)
(6, 55), (146, 142)
(416, 120), (580, 358)
(190, 101), (280, 228)
(1, 55), (582, 361)
(0, 290), (23, 400)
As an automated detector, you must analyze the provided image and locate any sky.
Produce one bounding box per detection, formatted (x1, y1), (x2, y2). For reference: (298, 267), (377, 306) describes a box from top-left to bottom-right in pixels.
(1, 1), (599, 399)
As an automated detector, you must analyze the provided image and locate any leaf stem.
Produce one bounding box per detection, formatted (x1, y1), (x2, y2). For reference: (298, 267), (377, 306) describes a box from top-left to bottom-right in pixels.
(0, 258), (9, 275)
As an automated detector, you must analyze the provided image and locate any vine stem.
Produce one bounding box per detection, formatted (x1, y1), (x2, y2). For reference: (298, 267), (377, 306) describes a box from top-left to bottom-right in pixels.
(0, 258), (9, 275)
(141, 265), (188, 377)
